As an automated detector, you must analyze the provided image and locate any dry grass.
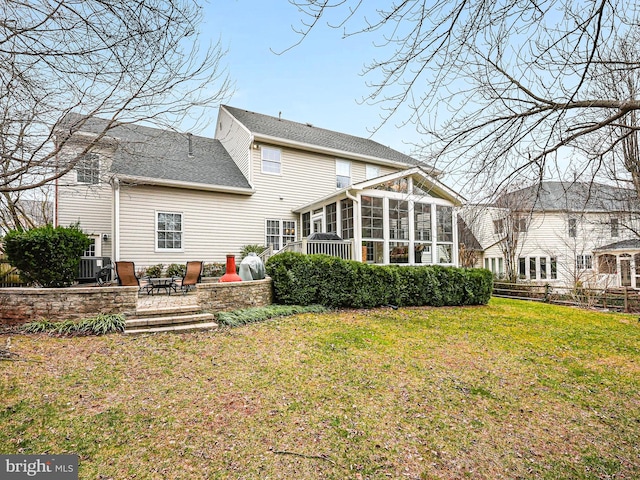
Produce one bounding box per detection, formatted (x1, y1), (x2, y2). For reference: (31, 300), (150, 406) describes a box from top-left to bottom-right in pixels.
(1, 298), (639, 479)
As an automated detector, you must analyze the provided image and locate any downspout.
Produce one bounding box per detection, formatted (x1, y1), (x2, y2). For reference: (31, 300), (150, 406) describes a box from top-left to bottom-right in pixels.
(54, 139), (59, 227)
(345, 190), (361, 261)
(112, 177), (120, 262)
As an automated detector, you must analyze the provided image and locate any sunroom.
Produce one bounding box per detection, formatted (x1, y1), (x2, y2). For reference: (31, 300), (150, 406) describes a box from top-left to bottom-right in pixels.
(289, 167), (464, 265)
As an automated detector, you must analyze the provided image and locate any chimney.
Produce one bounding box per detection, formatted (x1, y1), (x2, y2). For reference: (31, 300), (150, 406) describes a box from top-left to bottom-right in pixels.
(187, 132), (193, 157)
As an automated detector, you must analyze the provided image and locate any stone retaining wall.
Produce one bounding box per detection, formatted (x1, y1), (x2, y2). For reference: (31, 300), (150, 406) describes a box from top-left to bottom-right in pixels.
(196, 278), (272, 311)
(0, 279), (274, 327)
(0, 286), (139, 327)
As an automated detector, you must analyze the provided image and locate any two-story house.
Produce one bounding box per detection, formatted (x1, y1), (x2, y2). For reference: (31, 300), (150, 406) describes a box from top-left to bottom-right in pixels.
(55, 106), (464, 273)
(461, 181), (640, 288)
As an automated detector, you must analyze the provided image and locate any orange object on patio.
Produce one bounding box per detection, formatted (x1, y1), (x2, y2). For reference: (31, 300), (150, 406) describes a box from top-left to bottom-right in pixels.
(219, 254), (242, 282)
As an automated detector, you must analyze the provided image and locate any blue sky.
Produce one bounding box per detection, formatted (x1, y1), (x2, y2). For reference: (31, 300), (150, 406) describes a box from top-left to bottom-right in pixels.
(202, 1), (423, 157)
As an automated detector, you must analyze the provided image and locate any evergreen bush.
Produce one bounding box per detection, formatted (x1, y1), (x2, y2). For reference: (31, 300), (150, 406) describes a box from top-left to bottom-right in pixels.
(166, 263), (186, 278)
(144, 264), (164, 278)
(3, 224), (91, 287)
(266, 252), (493, 308)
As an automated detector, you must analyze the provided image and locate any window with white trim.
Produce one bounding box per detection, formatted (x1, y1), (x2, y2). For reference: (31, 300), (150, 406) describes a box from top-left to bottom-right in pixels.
(266, 219), (296, 251)
(568, 218), (577, 238)
(326, 203), (337, 233)
(361, 195), (383, 239)
(576, 254), (593, 270)
(414, 203), (431, 241)
(365, 164), (380, 179)
(76, 153), (100, 184)
(341, 199), (354, 239)
(436, 205), (453, 264)
(261, 147), (281, 174)
(336, 159), (351, 188)
(83, 238), (96, 257)
(156, 212), (182, 250)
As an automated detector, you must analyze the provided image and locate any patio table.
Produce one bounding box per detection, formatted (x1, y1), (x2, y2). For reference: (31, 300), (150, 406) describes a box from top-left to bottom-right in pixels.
(145, 277), (178, 295)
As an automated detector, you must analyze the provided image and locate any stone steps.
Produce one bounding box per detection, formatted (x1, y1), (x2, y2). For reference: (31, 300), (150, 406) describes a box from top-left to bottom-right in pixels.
(124, 304), (218, 334)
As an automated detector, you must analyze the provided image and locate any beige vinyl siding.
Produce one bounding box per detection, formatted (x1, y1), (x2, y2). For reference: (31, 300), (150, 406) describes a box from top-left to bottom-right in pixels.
(57, 182), (113, 259)
(114, 145), (409, 267)
(118, 184), (265, 267)
(57, 183), (112, 233)
(216, 108), (252, 182)
(250, 144), (405, 217)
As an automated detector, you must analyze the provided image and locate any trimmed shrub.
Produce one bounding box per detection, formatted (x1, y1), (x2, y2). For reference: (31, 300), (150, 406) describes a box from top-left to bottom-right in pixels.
(266, 252), (493, 308)
(203, 262), (225, 277)
(144, 264), (164, 278)
(3, 224), (91, 287)
(240, 244), (267, 259)
(166, 263), (186, 278)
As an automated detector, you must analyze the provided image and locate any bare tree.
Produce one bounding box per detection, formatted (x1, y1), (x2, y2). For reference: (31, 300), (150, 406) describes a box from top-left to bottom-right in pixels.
(584, 29), (640, 198)
(287, 1), (640, 193)
(0, 0), (231, 198)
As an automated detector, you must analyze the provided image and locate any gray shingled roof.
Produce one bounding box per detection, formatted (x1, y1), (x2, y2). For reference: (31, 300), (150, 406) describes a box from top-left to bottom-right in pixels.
(497, 181), (639, 212)
(223, 105), (430, 169)
(594, 239), (640, 251)
(59, 113), (252, 190)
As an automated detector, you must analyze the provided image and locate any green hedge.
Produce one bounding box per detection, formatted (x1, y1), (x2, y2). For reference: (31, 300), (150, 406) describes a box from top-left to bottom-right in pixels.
(266, 252), (493, 308)
(3, 224), (91, 287)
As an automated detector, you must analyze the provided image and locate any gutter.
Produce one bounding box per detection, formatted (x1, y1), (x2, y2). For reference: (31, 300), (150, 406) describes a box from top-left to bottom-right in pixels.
(115, 175), (255, 195)
(253, 133), (440, 175)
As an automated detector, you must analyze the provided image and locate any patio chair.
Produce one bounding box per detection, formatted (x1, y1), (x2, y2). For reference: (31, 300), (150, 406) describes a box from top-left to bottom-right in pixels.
(95, 264), (114, 286)
(180, 261), (203, 294)
(114, 261), (147, 292)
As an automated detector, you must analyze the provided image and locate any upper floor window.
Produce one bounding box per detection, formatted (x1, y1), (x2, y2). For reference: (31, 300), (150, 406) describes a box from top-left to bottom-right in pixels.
(568, 218), (577, 238)
(365, 164), (380, 179)
(76, 153), (100, 184)
(611, 218), (619, 237)
(261, 147), (281, 174)
(514, 216), (528, 233)
(336, 159), (351, 188)
(156, 212), (182, 250)
(493, 218), (505, 234)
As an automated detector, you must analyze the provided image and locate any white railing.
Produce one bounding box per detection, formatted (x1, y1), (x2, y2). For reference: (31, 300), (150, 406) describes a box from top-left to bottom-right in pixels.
(264, 239), (354, 262)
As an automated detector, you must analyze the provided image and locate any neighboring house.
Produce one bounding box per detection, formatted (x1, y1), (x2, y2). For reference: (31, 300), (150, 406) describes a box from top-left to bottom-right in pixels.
(54, 106), (464, 272)
(460, 181), (640, 288)
(0, 199), (53, 235)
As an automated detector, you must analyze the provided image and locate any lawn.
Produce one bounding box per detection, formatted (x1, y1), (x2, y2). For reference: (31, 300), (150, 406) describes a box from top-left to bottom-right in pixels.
(1, 298), (639, 479)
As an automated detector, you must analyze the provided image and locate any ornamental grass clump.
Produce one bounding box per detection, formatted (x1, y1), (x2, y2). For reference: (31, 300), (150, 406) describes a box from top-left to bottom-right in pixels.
(22, 314), (125, 336)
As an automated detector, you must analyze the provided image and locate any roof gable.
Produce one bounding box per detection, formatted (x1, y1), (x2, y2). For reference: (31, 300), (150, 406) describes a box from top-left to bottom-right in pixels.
(293, 167), (463, 213)
(222, 105), (436, 172)
(60, 113), (252, 191)
(498, 181), (640, 213)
